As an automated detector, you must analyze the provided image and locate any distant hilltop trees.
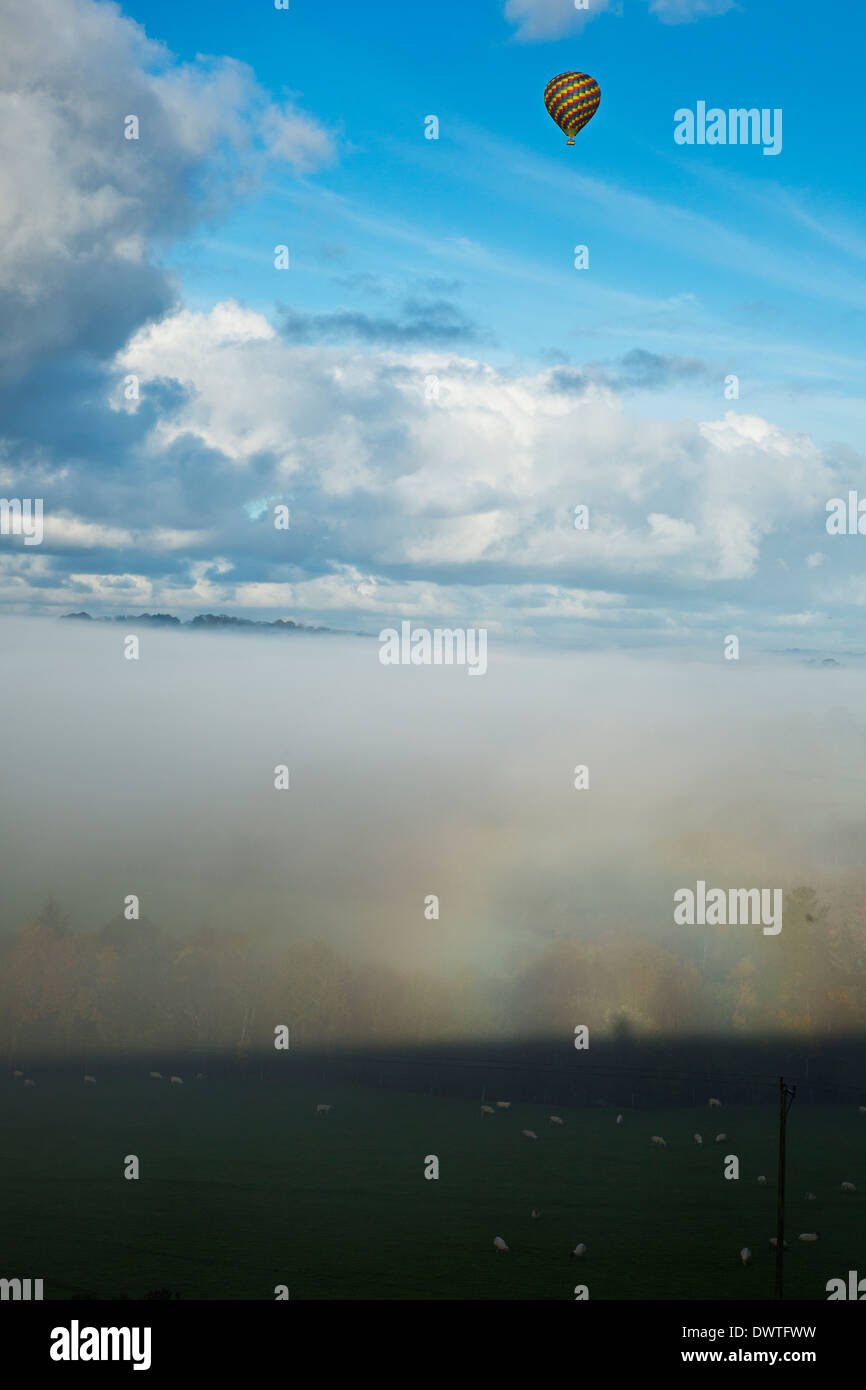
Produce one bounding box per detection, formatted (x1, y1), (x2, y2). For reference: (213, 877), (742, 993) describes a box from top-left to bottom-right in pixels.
(60, 611), (335, 633)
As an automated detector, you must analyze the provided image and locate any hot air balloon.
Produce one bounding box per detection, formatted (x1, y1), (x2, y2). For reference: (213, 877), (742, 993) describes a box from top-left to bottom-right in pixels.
(544, 72), (601, 146)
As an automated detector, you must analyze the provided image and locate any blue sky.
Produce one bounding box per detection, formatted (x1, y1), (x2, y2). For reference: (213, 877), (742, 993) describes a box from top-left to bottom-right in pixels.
(1, 0), (864, 651)
(135, 0), (865, 428)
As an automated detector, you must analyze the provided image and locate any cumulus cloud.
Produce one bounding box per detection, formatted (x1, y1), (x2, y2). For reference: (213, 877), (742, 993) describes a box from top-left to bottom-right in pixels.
(85, 302), (839, 616)
(41, 515), (134, 549)
(0, 0), (332, 620)
(0, 0), (333, 377)
(0, 268), (841, 640)
(0, 0), (837, 652)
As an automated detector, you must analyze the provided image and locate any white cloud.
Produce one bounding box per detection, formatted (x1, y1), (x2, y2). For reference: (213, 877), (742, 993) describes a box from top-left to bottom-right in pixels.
(262, 104), (337, 172)
(32, 513), (212, 553)
(115, 302), (835, 595)
(122, 300), (276, 366)
(505, 0), (734, 38)
(515, 586), (625, 619)
(504, 0), (615, 41)
(771, 612), (822, 627)
(67, 572), (154, 603)
(41, 515), (133, 548)
(0, 0), (333, 376)
(649, 0), (736, 21)
(146, 528), (215, 552)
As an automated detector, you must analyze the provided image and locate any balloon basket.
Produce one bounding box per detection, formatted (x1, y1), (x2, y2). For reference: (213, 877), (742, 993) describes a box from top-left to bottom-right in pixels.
(566, 137), (575, 145)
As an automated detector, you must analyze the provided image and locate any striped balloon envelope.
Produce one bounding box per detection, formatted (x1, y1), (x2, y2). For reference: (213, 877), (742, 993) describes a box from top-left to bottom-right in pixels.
(543, 72), (601, 146)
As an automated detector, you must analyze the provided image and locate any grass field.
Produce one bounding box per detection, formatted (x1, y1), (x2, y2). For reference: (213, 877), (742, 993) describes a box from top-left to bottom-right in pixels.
(2, 1078), (863, 1299)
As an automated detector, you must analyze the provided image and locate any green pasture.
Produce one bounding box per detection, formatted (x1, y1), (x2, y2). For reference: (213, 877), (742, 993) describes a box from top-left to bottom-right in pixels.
(2, 1079), (863, 1299)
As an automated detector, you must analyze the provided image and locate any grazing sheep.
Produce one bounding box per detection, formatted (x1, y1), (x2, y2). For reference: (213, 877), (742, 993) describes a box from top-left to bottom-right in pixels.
(549, 1116), (564, 1125)
(570, 1243), (587, 1258)
(769, 1238), (789, 1248)
(23, 1078), (35, 1087)
(804, 1192), (817, 1201)
(170, 1076), (183, 1085)
(531, 1208), (542, 1220)
(493, 1236), (509, 1253)
(83, 1075), (96, 1084)
(798, 1232), (819, 1242)
(615, 1114), (623, 1125)
(650, 1135), (667, 1147)
(841, 1182), (857, 1192)
(316, 1104), (332, 1114)
(709, 1098), (722, 1108)
(195, 1073), (205, 1081)
(12, 1070), (23, 1078)
(693, 1133), (703, 1145)
(521, 1129), (538, 1140)
(714, 1133), (727, 1143)
(859, 1106), (866, 1114)
(757, 1175), (767, 1185)
(740, 1248), (752, 1265)
(496, 1101), (511, 1109)
(148, 1071), (162, 1079)
(481, 1105), (495, 1115)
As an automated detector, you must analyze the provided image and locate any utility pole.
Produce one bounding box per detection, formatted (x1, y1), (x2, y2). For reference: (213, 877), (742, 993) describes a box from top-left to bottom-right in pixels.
(775, 1076), (797, 1300)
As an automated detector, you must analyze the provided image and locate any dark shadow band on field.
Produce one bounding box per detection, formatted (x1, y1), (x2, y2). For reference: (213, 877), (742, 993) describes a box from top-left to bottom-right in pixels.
(15, 1035), (866, 1106)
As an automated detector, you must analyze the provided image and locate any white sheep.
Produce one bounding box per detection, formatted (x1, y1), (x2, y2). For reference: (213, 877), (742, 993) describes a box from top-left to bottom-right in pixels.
(23, 1078), (35, 1087)
(650, 1135), (667, 1147)
(493, 1236), (509, 1253)
(496, 1101), (511, 1109)
(769, 1238), (789, 1248)
(83, 1075), (96, 1084)
(714, 1133), (727, 1143)
(693, 1133), (703, 1145)
(12, 1070), (23, 1078)
(798, 1232), (819, 1242)
(549, 1116), (564, 1125)
(148, 1071), (162, 1079)
(709, 1097), (722, 1108)
(521, 1129), (538, 1140)
(481, 1105), (495, 1115)
(841, 1182), (857, 1192)
(757, 1175), (767, 1185)
(859, 1106), (866, 1114)
(804, 1192), (817, 1201)
(570, 1243), (586, 1258)
(170, 1076), (184, 1085)
(195, 1073), (205, 1081)
(316, 1103), (332, 1114)
(531, 1208), (542, 1220)
(740, 1248), (752, 1265)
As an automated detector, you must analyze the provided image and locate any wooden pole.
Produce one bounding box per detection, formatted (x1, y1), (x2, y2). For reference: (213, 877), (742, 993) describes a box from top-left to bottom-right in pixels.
(775, 1076), (796, 1300)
